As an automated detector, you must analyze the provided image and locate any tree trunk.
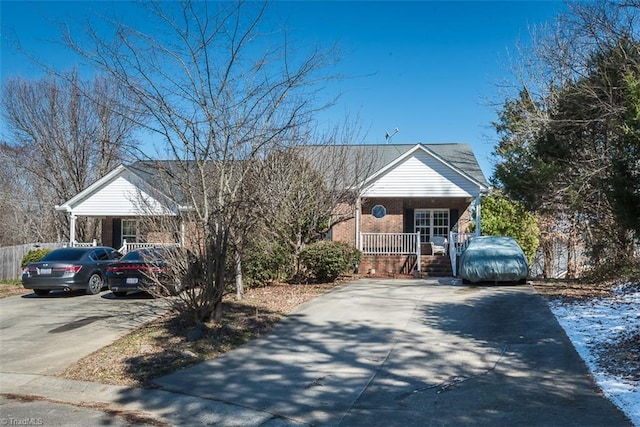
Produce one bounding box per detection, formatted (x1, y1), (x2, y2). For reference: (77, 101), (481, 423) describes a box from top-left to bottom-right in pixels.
(566, 216), (578, 279)
(542, 239), (553, 279)
(235, 249), (243, 299)
(212, 230), (229, 323)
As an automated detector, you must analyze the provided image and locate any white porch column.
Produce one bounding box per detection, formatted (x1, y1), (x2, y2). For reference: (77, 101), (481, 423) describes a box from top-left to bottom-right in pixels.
(475, 194), (482, 236)
(355, 198), (361, 250)
(69, 214), (77, 245)
(180, 220), (186, 247)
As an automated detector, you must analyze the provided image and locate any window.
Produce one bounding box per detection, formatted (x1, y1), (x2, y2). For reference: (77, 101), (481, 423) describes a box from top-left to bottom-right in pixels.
(414, 209), (449, 243)
(414, 210), (431, 244)
(432, 210), (449, 238)
(122, 219), (145, 244)
(372, 204), (387, 219)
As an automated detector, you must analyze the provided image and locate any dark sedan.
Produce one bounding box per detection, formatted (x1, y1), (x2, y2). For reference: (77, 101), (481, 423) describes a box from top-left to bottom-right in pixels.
(22, 247), (122, 296)
(106, 247), (184, 297)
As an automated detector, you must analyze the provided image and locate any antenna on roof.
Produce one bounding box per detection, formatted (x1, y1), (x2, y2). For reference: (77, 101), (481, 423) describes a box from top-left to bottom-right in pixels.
(385, 127), (399, 144)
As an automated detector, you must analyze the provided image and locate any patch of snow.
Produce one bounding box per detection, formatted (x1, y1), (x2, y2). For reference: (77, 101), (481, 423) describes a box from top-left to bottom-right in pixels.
(548, 283), (640, 426)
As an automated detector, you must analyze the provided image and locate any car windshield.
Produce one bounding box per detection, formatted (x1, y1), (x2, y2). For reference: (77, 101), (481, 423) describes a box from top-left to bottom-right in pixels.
(40, 248), (88, 261)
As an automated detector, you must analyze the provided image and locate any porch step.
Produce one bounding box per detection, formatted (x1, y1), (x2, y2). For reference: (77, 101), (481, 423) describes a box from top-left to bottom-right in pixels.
(419, 255), (452, 277)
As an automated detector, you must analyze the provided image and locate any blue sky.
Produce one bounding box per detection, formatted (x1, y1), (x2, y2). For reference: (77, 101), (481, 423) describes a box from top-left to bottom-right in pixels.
(1, 1), (565, 180)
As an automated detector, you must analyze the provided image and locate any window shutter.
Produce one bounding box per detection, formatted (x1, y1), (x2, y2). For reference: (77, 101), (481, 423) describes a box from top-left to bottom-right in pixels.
(450, 209), (459, 231)
(404, 209), (415, 234)
(112, 218), (122, 249)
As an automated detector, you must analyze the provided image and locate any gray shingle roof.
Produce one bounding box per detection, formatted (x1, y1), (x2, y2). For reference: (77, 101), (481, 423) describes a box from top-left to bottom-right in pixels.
(124, 143), (488, 203)
(297, 143), (488, 188)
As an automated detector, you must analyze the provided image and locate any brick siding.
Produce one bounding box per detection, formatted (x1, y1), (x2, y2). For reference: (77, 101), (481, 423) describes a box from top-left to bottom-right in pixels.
(331, 197), (474, 244)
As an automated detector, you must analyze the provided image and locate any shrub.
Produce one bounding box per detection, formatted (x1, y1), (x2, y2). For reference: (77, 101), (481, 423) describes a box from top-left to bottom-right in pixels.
(470, 192), (539, 265)
(244, 242), (293, 287)
(21, 248), (52, 268)
(299, 241), (361, 282)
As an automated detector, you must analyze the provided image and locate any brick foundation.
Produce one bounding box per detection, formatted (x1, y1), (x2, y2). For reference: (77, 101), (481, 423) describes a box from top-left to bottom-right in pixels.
(359, 254), (417, 275)
(359, 254), (453, 277)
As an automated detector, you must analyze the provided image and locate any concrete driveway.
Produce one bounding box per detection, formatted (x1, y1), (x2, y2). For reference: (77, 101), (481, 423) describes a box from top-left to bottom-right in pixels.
(154, 278), (631, 426)
(0, 290), (169, 375)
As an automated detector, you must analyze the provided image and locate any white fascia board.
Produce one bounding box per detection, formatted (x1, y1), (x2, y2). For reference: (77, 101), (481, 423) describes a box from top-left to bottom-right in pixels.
(55, 164), (127, 212)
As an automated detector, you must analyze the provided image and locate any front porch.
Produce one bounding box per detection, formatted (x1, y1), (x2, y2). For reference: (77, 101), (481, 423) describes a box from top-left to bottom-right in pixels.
(357, 231), (475, 277)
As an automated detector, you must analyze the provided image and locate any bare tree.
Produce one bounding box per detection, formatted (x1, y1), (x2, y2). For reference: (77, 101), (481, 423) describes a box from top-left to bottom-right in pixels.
(63, 1), (342, 322)
(0, 143), (53, 245)
(230, 119), (376, 291)
(1, 70), (139, 244)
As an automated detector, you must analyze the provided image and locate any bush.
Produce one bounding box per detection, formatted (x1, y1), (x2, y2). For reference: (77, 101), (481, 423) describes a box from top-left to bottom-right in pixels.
(21, 249), (52, 268)
(244, 242), (293, 287)
(299, 241), (361, 282)
(470, 192), (539, 265)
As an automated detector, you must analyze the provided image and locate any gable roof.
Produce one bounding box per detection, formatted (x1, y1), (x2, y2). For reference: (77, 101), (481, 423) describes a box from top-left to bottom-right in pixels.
(297, 143), (489, 190)
(370, 143), (487, 188)
(55, 163), (183, 215)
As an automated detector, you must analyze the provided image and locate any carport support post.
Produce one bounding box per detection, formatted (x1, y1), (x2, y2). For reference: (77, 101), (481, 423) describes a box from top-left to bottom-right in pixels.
(475, 194), (481, 236)
(69, 214), (77, 246)
(415, 232), (421, 273)
(355, 198), (361, 250)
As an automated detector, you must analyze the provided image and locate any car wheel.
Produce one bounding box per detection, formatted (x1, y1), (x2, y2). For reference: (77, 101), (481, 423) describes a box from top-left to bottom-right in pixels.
(113, 291), (127, 298)
(86, 274), (103, 295)
(34, 289), (50, 296)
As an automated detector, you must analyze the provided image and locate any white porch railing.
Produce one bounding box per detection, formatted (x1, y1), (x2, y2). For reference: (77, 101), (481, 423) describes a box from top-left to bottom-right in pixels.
(359, 232), (421, 273)
(118, 240), (180, 254)
(68, 240), (180, 254)
(65, 239), (98, 248)
(449, 232), (475, 276)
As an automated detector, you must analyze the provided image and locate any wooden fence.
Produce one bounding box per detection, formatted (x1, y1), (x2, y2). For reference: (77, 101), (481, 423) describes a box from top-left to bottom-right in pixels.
(0, 243), (65, 281)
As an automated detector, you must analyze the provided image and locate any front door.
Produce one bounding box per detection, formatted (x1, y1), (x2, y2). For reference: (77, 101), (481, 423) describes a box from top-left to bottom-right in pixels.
(415, 209), (449, 253)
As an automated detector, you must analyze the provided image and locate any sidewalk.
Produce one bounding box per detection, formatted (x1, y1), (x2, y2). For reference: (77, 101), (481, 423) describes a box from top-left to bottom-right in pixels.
(1, 372), (303, 426)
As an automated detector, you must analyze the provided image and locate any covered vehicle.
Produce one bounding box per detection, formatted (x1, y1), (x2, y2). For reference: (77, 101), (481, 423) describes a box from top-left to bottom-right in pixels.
(459, 236), (528, 284)
(22, 246), (122, 296)
(106, 247), (186, 297)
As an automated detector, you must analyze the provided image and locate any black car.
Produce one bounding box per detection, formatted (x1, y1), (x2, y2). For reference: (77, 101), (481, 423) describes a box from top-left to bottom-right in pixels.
(22, 247), (122, 296)
(106, 247), (185, 297)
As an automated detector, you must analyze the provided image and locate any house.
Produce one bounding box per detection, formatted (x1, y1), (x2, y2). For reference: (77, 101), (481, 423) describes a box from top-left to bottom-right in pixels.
(55, 143), (489, 276)
(299, 143), (489, 275)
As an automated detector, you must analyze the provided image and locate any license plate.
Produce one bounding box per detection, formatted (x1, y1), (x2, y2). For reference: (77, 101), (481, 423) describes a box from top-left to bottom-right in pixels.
(126, 277), (139, 284)
(39, 268), (51, 275)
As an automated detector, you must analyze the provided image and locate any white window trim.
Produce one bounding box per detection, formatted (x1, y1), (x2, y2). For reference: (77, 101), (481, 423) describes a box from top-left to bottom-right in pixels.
(122, 219), (143, 244)
(371, 204), (387, 219)
(414, 209), (449, 243)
